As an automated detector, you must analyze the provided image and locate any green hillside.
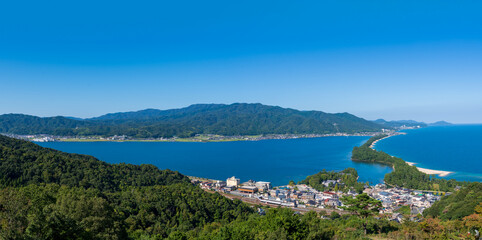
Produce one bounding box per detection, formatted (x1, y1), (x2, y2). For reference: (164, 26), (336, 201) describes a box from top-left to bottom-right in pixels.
(0, 103), (383, 138)
(424, 182), (482, 220)
(0, 135), (252, 239)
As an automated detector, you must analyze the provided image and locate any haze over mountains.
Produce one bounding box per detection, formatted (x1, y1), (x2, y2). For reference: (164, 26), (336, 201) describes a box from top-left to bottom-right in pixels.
(0, 103), (450, 138)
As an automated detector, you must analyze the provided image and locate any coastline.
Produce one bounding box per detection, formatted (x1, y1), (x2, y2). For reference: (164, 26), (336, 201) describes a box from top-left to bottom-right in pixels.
(370, 132), (454, 178)
(406, 162), (453, 177)
(369, 132), (405, 149)
(8, 132), (380, 143)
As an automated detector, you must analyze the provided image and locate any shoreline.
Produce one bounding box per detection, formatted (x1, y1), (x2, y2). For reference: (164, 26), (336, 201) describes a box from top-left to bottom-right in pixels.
(406, 162), (453, 177)
(369, 132), (405, 149)
(13, 132), (382, 143)
(369, 132), (454, 178)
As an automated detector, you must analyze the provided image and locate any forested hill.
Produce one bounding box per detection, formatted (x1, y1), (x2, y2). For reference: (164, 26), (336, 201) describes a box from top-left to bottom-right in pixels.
(0, 103), (383, 138)
(0, 134), (253, 238)
(0, 134), (190, 191)
(424, 182), (482, 220)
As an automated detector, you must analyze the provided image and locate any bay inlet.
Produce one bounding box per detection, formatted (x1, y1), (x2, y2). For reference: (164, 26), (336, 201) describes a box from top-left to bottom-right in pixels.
(39, 136), (392, 187)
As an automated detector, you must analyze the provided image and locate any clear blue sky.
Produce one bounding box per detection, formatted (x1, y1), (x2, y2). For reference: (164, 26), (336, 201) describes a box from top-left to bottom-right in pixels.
(1, 0), (482, 123)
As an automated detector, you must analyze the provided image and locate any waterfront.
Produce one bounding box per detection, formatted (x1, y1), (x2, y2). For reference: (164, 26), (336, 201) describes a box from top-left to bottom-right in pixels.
(39, 136), (392, 186)
(374, 125), (482, 182)
(194, 176), (442, 217)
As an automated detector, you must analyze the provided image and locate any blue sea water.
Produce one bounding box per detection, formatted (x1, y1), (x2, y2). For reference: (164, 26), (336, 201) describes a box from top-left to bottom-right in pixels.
(374, 125), (482, 182)
(38, 137), (392, 186)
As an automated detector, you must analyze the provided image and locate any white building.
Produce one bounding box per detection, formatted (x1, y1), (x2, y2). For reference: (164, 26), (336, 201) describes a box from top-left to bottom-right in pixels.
(226, 176), (240, 187)
(255, 181), (272, 192)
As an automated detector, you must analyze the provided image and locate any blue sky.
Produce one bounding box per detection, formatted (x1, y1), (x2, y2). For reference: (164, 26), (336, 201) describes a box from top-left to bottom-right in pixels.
(1, 1), (482, 123)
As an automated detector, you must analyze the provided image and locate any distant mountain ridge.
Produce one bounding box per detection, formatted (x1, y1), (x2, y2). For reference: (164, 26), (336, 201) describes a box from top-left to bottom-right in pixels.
(428, 121), (453, 126)
(0, 103), (383, 138)
(373, 119), (428, 128)
(372, 119), (452, 129)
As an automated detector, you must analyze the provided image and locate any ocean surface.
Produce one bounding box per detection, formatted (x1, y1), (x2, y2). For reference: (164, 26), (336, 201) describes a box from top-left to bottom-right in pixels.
(38, 136), (392, 186)
(374, 125), (482, 182)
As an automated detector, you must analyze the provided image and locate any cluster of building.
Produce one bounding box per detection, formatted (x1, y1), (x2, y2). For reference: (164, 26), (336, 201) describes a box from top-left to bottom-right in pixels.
(3, 131), (391, 143)
(193, 176), (355, 210)
(365, 184), (442, 221)
(1, 134), (57, 142)
(194, 177), (445, 222)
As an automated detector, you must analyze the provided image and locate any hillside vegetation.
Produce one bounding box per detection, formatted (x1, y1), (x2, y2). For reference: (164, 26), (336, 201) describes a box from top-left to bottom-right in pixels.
(0, 135), (189, 191)
(0, 103), (383, 138)
(0, 135), (253, 239)
(299, 168), (366, 193)
(424, 182), (482, 220)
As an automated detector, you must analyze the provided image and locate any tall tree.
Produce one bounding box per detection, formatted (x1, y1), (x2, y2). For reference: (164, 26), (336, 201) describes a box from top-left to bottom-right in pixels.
(341, 193), (382, 235)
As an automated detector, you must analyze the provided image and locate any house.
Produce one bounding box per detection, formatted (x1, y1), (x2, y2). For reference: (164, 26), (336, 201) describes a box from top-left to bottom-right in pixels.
(255, 181), (272, 192)
(391, 213), (404, 223)
(322, 180), (337, 187)
(257, 208), (266, 216)
(301, 193), (315, 200)
(322, 192), (337, 198)
(269, 189), (279, 197)
(215, 181), (226, 188)
(243, 180), (256, 186)
(324, 198), (341, 207)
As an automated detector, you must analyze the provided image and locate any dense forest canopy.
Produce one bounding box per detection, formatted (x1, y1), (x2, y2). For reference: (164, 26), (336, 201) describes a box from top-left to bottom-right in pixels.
(424, 182), (482, 220)
(0, 135), (189, 191)
(0, 103), (384, 138)
(0, 135), (253, 239)
(299, 168), (366, 193)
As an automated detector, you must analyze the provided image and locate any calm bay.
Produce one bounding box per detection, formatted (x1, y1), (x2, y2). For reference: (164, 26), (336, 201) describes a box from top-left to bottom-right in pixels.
(39, 136), (392, 186)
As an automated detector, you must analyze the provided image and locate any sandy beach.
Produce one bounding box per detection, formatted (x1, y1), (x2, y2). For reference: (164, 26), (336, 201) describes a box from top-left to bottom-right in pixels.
(369, 137), (388, 149)
(369, 133), (405, 149)
(406, 162), (453, 177)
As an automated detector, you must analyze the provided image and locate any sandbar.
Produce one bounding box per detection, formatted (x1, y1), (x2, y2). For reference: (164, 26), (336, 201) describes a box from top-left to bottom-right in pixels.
(406, 162), (453, 177)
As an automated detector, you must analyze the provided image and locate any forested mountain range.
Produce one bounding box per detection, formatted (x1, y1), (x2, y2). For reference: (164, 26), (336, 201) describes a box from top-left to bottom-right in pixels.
(0, 103), (383, 138)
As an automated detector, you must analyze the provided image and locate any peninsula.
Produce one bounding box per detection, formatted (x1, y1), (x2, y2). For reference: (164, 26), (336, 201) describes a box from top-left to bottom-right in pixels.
(368, 133), (453, 177)
(353, 135), (461, 191)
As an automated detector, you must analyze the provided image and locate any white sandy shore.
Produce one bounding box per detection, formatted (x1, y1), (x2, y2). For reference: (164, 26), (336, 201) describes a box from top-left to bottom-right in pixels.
(369, 133), (404, 149)
(369, 133), (454, 177)
(406, 162), (453, 177)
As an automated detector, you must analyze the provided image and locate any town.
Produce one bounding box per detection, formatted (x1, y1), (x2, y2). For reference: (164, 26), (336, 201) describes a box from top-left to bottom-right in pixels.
(1, 131), (394, 143)
(191, 175), (443, 222)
